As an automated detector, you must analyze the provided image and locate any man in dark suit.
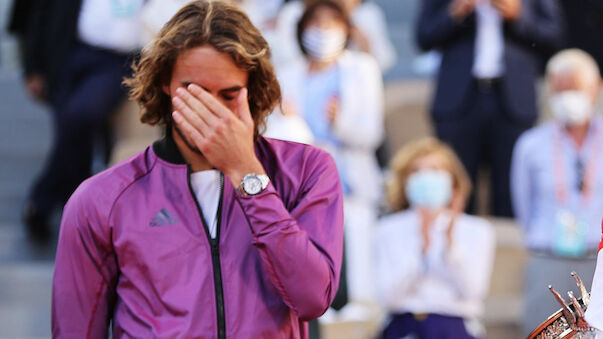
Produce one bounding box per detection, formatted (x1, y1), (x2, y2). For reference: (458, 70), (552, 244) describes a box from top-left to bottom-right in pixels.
(8, 0), (141, 239)
(416, 0), (564, 216)
(560, 0), (603, 76)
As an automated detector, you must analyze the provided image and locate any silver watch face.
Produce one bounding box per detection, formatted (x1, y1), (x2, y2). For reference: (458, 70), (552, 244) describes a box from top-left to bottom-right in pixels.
(243, 176), (262, 195)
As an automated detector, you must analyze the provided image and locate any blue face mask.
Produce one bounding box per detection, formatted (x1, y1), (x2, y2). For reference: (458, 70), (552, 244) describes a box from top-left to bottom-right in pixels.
(405, 170), (452, 209)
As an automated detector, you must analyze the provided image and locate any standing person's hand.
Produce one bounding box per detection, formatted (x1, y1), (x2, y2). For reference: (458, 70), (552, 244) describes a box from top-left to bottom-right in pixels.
(326, 95), (339, 126)
(449, 0), (477, 21)
(281, 99), (298, 117)
(25, 74), (46, 101)
(445, 214), (458, 251)
(171, 84), (265, 186)
(491, 0), (522, 20)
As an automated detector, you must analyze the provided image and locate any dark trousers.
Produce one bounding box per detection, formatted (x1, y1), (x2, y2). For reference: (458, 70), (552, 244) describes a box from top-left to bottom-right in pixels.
(381, 313), (477, 339)
(434, 81), (531, 217)
(29, 42), (131, 213)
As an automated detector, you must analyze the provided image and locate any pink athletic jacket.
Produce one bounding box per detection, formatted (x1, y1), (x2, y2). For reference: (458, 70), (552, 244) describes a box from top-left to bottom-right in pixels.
(51, 135), (344, 338)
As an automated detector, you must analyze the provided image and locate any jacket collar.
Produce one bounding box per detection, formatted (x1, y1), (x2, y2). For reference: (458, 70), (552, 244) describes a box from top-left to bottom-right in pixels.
(152, 128), (187, 165)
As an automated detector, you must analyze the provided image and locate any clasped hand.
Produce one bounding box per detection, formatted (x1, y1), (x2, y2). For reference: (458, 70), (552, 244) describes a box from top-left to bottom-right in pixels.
(449, 0), (522, 21)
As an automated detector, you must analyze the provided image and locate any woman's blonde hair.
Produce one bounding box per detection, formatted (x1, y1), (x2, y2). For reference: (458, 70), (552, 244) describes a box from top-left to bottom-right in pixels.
(124, 0), (281, 135)
(386, 137), (472, 212)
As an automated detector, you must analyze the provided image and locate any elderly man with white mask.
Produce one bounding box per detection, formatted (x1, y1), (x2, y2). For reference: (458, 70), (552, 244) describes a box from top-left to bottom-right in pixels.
(511, 49), (603, 336)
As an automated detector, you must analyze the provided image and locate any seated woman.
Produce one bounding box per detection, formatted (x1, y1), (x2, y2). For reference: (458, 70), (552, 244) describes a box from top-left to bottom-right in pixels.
(375, 137), (495, 339)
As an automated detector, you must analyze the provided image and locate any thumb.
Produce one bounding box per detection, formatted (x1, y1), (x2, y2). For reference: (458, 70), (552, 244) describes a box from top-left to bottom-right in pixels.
(236, 88), (253, 125)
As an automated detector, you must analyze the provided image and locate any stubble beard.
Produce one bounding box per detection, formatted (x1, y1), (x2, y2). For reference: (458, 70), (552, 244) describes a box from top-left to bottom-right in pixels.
(173, 123), (204, 156)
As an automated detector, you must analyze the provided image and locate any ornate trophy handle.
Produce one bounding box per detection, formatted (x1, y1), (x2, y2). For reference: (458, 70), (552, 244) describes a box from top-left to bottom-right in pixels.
(527, 272), (596, 339)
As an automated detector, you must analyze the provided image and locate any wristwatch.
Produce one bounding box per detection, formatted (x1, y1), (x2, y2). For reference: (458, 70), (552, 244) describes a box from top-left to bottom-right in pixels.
(237, 174), (270, 196)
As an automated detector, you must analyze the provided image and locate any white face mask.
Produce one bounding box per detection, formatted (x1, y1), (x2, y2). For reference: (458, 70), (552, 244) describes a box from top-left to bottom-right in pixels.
(405, 170), (453, 210)
(301, 27), (346, 62)
(550, 91), (593, 126)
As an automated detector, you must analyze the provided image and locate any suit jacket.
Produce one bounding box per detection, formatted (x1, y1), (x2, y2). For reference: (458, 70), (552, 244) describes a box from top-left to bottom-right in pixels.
(7, 0), (35, 35)
(416, 0), (564, 126)
(560, 0), (603, 75)
(21, 0), (82, 90)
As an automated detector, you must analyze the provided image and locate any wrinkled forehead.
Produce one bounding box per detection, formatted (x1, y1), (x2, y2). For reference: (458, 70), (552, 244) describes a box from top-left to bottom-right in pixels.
(548, 69), (592, 93)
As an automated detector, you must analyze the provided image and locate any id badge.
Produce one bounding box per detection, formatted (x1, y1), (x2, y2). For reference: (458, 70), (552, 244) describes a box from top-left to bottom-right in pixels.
(110, 0), (140, 18)
(553, 209), (587, 257)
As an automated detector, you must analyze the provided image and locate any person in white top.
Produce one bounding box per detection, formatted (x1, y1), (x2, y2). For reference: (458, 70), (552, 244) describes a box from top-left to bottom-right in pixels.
(273, 0), (396, 72)
(375, 137), (495, 339)
(266, 1), (384, 315)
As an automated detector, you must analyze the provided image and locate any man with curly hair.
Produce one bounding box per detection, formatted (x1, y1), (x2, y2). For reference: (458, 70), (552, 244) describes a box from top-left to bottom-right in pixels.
(51, 1), (344, 338)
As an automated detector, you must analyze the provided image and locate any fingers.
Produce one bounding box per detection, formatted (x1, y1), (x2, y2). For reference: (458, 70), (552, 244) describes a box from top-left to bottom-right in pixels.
(172, 110), (206, 148)
(236, 88), (253, 125)
(187, 83), (230, 120)
(172, 95), (212, 136)
(326, 95), (339, 124)
(174, 87), (219, 127)
(490, 0), (504, 10)
(450, 0), (475, 20)
(491, 0), (521, 19)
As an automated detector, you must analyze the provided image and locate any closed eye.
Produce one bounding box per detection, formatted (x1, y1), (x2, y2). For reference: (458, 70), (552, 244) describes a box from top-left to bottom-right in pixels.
(219, 86), (243, 101)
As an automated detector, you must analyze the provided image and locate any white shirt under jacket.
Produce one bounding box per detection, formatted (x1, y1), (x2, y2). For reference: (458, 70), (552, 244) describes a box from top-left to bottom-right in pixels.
(375, 209), (496, 319)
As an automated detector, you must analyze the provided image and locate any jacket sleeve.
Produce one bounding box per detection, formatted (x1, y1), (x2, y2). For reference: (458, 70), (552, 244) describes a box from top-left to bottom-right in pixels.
(416, 0), (475, 51)
(505, 0), (565, 51)
(332, 55), (384, 149)
(22, 0), (50, 76)
(355, 4), (397, 72)
(235, 150), (344, 321)
(52, 185), (118, 338)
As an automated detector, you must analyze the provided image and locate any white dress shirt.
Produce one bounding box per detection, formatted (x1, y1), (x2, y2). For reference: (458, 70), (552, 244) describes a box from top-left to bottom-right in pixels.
(375, 209), (495, 318)
(472, 0), (505, 78)
(190, 170), (222, 239)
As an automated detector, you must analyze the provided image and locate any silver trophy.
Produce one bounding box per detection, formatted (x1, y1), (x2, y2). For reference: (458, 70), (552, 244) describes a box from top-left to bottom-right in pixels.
(527, 272), (596, 338)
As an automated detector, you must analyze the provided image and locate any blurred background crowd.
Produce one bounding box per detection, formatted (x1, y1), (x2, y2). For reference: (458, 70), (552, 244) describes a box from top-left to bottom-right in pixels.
(1, 0), (603, 337)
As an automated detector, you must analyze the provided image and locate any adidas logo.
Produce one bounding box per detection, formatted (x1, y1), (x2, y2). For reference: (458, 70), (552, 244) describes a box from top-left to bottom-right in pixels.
(150, 208), (179, 227)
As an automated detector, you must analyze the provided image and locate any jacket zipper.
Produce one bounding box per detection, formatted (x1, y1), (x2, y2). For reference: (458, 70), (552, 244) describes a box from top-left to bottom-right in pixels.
(187, 168), (226, 339)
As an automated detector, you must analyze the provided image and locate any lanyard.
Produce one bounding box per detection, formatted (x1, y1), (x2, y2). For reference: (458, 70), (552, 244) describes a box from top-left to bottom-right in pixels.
(552, 123), (601, 205)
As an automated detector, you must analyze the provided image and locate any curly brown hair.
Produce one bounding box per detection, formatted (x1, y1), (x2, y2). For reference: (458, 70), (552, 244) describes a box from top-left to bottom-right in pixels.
(124, 0), (281, 135)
